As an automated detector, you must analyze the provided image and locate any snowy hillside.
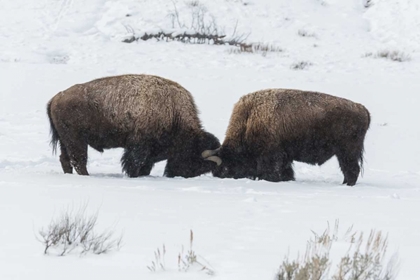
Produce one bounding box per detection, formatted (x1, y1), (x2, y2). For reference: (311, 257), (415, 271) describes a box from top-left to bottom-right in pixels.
(0, 0), (420, 279)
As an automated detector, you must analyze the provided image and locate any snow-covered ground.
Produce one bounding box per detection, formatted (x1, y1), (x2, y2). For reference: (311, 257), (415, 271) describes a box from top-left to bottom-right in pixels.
(1, 0), (420, 279)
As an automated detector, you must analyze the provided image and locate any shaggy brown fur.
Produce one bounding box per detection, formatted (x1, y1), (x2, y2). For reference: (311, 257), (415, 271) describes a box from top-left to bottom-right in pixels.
(204, 89), (370, 186)
(47, 74), (220, 177)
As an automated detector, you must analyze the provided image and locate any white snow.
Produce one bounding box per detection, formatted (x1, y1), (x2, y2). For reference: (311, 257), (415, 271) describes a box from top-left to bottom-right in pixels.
(1, 0), (420, 279)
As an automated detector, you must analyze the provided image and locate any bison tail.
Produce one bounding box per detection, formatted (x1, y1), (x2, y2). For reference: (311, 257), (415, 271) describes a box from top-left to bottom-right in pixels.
(360, 107), (371, 177)
(360, 149), (365, 177)
(47, 100), (59, 155)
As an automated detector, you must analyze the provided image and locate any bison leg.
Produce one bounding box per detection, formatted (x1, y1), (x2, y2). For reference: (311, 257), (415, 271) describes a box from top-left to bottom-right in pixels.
(164, 158), (182, 178)
(164, 155), (197, 178)
(256, 152), (295, 182)
(121, 146), (153, 178)
(280, 162), (295, 181)
(138, 162), (154, 176)
(59, 142), (73, 174)
(66, 141), (89, 176)
(257, 154), (291, 182)
(337, 148), (361, 186)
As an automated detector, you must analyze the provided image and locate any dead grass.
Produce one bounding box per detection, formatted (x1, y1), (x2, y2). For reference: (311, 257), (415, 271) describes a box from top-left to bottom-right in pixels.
(364, 0), (373, 8)
(178, 230), (215, 275)
(147, 230), (215, 275)
(228, 42), (283, 55)
(276, 220), (399, 280)
(298, 29), (317, 38)
(364, 50), (411, 62)
(290, 61), (313, 70)
(147, 244), (166, 272)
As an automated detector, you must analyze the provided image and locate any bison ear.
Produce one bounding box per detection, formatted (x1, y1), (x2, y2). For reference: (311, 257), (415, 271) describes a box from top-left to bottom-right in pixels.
(201, 147), (221, 158)
(205, 156), (222, 166)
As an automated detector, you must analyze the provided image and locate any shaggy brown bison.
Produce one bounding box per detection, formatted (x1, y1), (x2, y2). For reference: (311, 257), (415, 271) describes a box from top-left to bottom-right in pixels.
(202, 89), (370, 186)
(47, 74), (220, 178)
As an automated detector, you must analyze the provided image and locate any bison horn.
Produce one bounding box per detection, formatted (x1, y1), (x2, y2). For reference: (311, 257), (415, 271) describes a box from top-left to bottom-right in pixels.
(205, 156), (222, 166)
(201, 147), (220, 158)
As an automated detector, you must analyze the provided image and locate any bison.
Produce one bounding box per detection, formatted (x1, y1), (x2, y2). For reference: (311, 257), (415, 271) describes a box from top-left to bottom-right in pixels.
(202, 89), (370, 186)
(47, 74), (220, 178)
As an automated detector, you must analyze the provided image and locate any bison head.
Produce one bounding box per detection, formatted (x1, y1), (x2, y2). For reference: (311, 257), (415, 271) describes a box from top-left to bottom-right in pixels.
(202, 145), (257, 180)
(164, 131), (221, 178)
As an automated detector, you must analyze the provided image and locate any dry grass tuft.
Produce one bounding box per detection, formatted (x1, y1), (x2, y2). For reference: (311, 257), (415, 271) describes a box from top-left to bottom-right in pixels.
(291, 61), (313, 70)
(147, 230), (215, 275)
(178, 230), (215, 275)
(147, 244), (166, 272)
(364, 50), (411, 62)
(298, 29), (317, 38)
(364, 0), (373, 8)
(228, 42), (283, 55)
(276, 220), (399, 280)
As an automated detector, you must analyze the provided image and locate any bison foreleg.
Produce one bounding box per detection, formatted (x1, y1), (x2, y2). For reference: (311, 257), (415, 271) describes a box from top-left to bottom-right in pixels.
(280, 163), (295, 181)
(121, 146), (152, 178)
(257, 153), (295, 182)
(256, 155), (281, 182)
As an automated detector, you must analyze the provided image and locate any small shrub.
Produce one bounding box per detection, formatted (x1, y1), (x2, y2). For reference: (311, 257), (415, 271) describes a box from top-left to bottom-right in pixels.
(364, 0), (373, 8)
(186, 0), (200, 7)
(364, 50), (411, 62)
(37, 204), (122, 256)
(317, 0), (327, 6)
(275, 220), (399, 280)
(298, 29), (316, 38)
(124, 1), (250, 47)
(123, 1), (256, 54)
(168, 1), (218, 35)
(290, 61), (313, 70)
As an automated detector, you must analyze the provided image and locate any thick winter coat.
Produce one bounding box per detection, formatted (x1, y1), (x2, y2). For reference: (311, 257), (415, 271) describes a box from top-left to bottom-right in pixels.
(47, 74), (220, 177)
(202, 89), (370, 186)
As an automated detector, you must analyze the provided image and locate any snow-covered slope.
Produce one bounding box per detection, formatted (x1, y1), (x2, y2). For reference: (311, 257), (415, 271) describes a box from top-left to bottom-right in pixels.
(1, 0), (420, 279)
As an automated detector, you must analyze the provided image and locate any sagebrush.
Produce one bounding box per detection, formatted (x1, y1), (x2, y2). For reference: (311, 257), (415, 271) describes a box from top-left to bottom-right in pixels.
(291, 61), (313, 70)
(123, 1), (282, 55)
(37, 204), (122, 256)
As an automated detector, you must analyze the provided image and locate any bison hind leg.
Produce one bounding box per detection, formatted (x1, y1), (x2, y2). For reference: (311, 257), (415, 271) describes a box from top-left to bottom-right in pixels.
(59, 141), (73, 174)
(337, 147), (362, 186)
(61, 139), (89, 176)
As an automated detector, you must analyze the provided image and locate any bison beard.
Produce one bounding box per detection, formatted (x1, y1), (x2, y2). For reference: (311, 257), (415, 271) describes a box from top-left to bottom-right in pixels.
(47, 74), (220, 178)
(203, 89), (370, 186)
